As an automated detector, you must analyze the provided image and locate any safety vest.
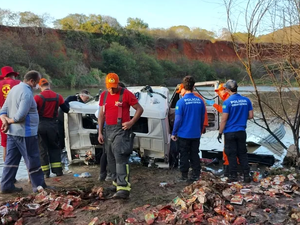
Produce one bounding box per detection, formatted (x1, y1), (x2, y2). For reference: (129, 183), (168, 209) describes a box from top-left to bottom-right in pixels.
(38, 93), (59, 118)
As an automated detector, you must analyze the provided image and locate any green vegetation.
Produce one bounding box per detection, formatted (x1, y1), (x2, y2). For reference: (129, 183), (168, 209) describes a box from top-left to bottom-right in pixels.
(0, 8), (288, 87)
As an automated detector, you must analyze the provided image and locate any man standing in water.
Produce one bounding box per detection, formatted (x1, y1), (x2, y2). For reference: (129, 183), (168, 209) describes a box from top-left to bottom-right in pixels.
(0, 70), (47, 193)
(98, 73), (143, 199)
(218, 79), (253, 183)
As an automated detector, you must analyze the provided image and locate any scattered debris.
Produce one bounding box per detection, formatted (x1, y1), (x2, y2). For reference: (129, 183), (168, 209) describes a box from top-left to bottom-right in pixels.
(0, 168), (300, 224)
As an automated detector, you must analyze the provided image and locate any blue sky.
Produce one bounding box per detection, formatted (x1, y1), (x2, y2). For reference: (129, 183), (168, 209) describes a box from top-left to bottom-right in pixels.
(1, 0), (232, 33)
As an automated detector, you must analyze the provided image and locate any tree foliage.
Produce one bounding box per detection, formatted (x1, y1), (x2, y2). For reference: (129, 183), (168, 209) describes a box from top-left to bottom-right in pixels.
(126, 18), (148, 30)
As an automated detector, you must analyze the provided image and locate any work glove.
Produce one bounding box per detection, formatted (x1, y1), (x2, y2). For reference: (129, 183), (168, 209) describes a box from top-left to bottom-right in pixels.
(217, 133), (222, 143)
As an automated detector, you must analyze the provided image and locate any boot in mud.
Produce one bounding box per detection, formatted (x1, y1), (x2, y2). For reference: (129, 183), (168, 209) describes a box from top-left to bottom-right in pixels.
(113, 190), (130, 199)
(228, 172), (238, 182)
(178, 172), (188, 182)
(224, 165), (229, 177)
(243, 171), (252, 183)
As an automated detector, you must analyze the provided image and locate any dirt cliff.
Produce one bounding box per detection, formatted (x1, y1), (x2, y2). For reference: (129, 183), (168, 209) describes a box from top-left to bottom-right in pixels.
(155, 39), (240, 63)
(0, 25), (244, 64)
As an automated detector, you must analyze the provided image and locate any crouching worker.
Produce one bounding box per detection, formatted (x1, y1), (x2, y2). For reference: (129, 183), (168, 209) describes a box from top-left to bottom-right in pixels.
(98, 73), (143, 199)
(34, 78), (69, 178)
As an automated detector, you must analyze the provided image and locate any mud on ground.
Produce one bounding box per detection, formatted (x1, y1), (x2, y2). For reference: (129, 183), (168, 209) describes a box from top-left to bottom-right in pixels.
(1, 163), (187, 224)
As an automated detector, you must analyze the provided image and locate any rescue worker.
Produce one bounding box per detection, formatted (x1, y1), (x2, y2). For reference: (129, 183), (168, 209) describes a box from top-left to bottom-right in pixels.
(172, 76), (206, 182)
(215, 83), (240, 177)
(176, 83), (209, 131)
(34, 78), (69, 178)
(99, 82), (127, 182)
(218, 80), (253, 183)
(57, 89), (90, 150)
(0, 70), (47, 193)
(0, 66), (21, 162)
(169, 83), (209, 169)
(98, 73), (143, 199)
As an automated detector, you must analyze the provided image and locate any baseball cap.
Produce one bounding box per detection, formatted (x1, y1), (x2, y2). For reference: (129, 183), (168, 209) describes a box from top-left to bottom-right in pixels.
(215, 83), (226, 92)
(224, 79), (238, 91)
(105, 73), (119, 89)
(176, 83), (184, 94)
(38, 78), (49, 86)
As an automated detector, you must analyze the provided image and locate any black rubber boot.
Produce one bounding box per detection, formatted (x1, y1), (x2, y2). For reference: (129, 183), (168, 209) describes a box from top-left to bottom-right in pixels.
(98, 172), (107, 181)
(244, 171), (252, 183)
(228, 173), (238, 182)
(178, 172), (188, 182)
(105, 186), (117, 193)
(113, 190), (130, 199)
(55, 171), (63, 176)
(1, 187), (23, 194)
(224, 165), (229, 177)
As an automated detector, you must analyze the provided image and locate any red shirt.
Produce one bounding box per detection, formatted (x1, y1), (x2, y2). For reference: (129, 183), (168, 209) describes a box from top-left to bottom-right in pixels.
(34, 90), (64, 118)
(99, 89), (138, 125)
(0, 78), (21, 107)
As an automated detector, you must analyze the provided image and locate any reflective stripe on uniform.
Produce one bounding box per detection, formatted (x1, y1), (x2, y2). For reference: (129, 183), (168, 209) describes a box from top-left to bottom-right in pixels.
(50, 162), (62, 168)
(41, 165), (50, 171)
(29, 167), (43, 175)
(117, 164), (131, 191)
(4, 165), (19, 168)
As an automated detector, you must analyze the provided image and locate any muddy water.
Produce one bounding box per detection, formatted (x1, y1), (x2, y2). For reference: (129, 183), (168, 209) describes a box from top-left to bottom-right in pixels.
(0, 86), (296, 180)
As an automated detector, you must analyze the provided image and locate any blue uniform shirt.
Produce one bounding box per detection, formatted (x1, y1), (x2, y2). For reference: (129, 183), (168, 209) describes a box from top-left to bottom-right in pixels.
(222, 93), (253, 133)
(172, 93), (205, 139)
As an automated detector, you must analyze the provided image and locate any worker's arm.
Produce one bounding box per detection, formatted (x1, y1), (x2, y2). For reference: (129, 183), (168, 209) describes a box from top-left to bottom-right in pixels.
(60, 102), (70, 113)
(218, 112), (229, 134)
(98, 106), (105, 144)
(122, 103), (143, 130)
(248, 110), (253, 119)
(11, 92), (32, 124)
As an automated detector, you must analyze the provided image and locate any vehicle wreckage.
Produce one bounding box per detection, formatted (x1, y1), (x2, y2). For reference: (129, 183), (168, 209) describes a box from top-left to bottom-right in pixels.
(63, 81), (285, 167)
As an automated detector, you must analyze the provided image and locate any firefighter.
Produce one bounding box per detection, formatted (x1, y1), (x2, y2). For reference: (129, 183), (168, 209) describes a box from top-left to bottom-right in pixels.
(34, 78), (69, 178)
(0, 66), (21, 162)
(98, 73), (143, 199)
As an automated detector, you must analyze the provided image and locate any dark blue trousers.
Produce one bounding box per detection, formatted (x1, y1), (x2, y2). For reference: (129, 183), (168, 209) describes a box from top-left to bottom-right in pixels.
(1, 135), (46, 192)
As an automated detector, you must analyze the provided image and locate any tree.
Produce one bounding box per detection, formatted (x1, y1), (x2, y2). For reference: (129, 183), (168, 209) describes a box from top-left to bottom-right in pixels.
(54, 14), (88, 30)
(190, 28), (216, 40)
(19, 11), (45, 27)
(224, 0), (300, 161)
(101, 42), (136, 83)
(169, 25), (191, 39)
(126, 17), (148, 30)
(0, 8), (19, 26)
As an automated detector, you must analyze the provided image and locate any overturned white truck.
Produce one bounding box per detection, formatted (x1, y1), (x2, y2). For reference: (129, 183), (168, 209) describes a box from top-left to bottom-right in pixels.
(64, 81), (220, 166)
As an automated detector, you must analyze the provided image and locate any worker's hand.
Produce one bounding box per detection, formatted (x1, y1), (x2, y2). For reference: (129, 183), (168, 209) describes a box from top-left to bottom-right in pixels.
(98, 133), (104, 144)
(122, 121), (133, 130)
(0, 116), (9, 133)
(171, 135), (177, 141)
(6, 118), (14, 125)
(217, 133), (222, 143)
